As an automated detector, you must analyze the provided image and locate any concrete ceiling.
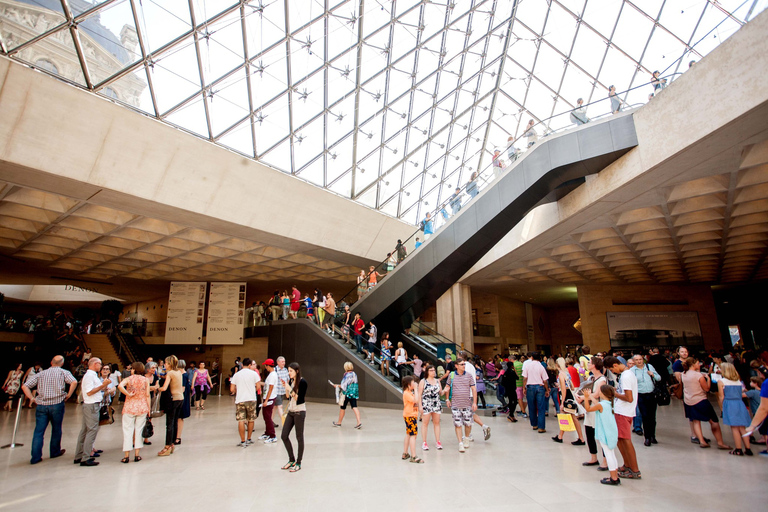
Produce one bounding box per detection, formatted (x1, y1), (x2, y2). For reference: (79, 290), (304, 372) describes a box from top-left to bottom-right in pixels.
(0, 181), (367, 302)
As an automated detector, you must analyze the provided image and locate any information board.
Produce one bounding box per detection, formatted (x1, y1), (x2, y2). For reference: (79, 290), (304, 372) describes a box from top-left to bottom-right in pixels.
(206, 282), (246, 345)
(165, 282), (207, 345)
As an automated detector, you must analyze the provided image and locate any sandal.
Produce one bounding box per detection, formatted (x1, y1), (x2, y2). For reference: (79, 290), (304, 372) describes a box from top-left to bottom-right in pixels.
(402, 453), (410, 460)
(729, 449), (744, 456)
(134, 456), (142, 462)
(717, 445), (733, 450)
(174, 438), (181, 445)
(121, 457), (130, 464)
(409, 456), (425, 464)
(289, 463), (301, 472)
(282, 462), (295, 470)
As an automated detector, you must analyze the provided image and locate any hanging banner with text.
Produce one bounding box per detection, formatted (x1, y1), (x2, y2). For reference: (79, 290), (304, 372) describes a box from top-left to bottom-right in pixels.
(206, 282), (246, 345)
(165, 282), (207, 345)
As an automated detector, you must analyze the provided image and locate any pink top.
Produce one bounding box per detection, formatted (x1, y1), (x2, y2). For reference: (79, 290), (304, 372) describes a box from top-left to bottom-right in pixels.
(123, 374), (149, 416)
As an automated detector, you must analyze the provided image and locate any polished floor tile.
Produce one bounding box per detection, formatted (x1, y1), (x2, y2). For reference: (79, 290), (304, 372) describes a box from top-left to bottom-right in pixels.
(0, 398), (766, 511)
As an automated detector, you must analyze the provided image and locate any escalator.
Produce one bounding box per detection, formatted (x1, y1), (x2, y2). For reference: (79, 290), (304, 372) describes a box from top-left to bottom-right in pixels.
(350, 114), (637, 335)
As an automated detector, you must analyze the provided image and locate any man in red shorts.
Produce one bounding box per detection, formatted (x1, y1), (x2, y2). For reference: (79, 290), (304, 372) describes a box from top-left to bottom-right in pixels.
(604, 356), (641, 480)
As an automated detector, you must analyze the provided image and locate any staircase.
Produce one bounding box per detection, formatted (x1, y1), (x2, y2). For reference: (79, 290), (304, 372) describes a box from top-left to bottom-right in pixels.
(83, 334), (123, 369)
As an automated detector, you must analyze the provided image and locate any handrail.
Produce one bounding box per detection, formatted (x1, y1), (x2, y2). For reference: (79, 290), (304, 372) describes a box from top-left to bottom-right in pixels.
(335, 69), (686, 315)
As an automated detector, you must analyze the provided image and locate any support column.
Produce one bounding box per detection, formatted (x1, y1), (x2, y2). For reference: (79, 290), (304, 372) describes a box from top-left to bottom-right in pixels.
(436, 283), (474, 353)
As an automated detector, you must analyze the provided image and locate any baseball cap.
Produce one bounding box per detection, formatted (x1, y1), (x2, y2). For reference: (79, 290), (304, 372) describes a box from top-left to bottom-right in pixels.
(262, 358), (275, 367)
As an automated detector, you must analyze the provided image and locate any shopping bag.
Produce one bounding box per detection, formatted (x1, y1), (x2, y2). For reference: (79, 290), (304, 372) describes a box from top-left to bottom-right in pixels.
(557, 413), (576, 432)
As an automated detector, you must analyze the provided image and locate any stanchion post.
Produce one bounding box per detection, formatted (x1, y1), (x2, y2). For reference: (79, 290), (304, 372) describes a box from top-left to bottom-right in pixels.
(1, 396), (25, 449)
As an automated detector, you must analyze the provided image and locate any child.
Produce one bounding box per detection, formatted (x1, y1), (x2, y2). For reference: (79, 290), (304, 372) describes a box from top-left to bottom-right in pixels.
(718, 363), (753, 455)
(583, 384), (621, 485)
(401, 376), (424, 463)
(746, 376), (767, 444)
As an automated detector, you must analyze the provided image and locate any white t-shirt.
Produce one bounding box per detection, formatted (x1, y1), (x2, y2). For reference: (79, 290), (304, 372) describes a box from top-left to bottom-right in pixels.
(464, 361), (477, 385)
(264, 371), (279, 403)
(230, 368), (261, 404)
(614, 369), (638, 417)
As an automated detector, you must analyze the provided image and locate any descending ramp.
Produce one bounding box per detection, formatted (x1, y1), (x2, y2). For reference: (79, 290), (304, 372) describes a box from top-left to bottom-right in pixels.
(267, 319), (402, 406)
(351, 114), (638, 332)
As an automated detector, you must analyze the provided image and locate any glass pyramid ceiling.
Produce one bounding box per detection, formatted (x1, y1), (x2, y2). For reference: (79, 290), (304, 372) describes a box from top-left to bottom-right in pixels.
(1, 0), (765, 225)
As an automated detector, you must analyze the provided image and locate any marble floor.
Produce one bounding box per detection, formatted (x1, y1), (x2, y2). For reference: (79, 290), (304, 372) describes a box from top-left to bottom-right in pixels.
(0, 397), (765, 512)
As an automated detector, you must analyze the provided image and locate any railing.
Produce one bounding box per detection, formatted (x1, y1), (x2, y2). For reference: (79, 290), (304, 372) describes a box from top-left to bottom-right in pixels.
(118, 320), (164, 338)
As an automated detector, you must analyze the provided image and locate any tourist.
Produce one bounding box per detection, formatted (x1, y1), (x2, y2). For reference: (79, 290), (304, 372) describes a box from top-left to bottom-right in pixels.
(274, 357), (289, 426)
(460, 353), (491, 440)
(323, 293), (336, 333)
(352, 313), (365, 353)
(280, 362), (307, 472)
(514, 354), (528, 418)
(260, 359), (278, 443)
(578, 346), (593, 379)
(290, 285), (301, 319)
(578, 357), (607, 468)
(333, 362), (362, 429)
(745, 370), (768, 455)
(449, 187), (463, 215)
(396, 239), (407, 263)
(507, 136), (519, 162)
(21, 355), (76, 464)
(444, 359), (477, 452)
(415, 237), (422, 248)
(466, 172), (479, 199)
(357, 270), (367, 300)
(718, 362), (753, 455)
(117, 361), (150, 463)
(367, 266), (381, 291)
(364, 320), (378, 363)
(74, 358), (111, 466)
(553, 357), (585, 445)
(583, 384), (621, 485)
(681, 357), (730, 449)
(609, 85), (623, 113)
(156, 356), (183, 457)
(400, 375), (423, 463)
(3, 363), (24, 411)
(501, 360), (519, 422)
(546, 357), (561, 414)
(651, 70), (667, 93)
(630, 354), (661, 446)
(566, 357), (581, 387)
(603, 356), (641, 480)
(176, 360), (191, 445)
(672, 346), (699, 443)
(341, 305), (352, 344)
(192, 361), (213, 410)
(524, 119), (538, 147)
(422, 212), (434, 240)
(231, 358), (260, 448)
(412, 354), (423, 380)
(570, 98), (589, 125)
(524, 352), (550, 433)
(419, 365), (444, 450)
(21, 363), (42, 408)
(386, 252), (397, 272)
(394, 342), (408, 383)
(143, 362), (159, 445)
(380, 332), (392, 377)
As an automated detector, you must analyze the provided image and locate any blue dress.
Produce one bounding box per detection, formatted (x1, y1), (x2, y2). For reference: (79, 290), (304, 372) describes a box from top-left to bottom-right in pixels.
(722, 382), (751, 427)
(595, 400), (618, 450)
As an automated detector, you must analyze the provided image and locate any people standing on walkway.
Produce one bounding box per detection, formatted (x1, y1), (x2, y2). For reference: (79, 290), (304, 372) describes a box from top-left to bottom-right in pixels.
(523, 352), (550, 433)
(290, 285), (301, 319)
(274, 357), (289, 426)
(74, 357), (111, 466)
(553, 357), (585, 445)
(21, 355), (76, 464)
(630, 354), (661, 446)
(281, 362), (307, 472)
(193, 361), (213, 411)
(513, 354), (528, 418)
(583, 384), (621, 485)
(176, 359), (191, 445)
(231, 358), (261, 448)
(260, 359), (278, 444)
(609, 85), (623, 113)
(401, 375), (424, 463)
(157, 355), (184, 457)
(603, 356), (641, 480)
(3, 363), (24, 411)
(579, 357), (607, 468)
(444, 359), (477, 452)
(333, 362), (362, 429)
(718, 362), (753, 455)
(681, 357), (731, 450)
(117, 361), (150, 463)
(419, 365), (444, 451)
(570, 98), (590, 125)
(672, 346), (699, 443)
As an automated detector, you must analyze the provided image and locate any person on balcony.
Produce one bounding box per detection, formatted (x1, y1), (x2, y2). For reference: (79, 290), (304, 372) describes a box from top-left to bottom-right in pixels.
(570, 98), (590, 125)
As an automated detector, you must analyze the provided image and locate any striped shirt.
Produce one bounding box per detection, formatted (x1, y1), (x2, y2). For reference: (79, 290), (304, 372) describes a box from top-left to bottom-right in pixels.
(24, 366), (76, 406)
(449, 371), (475, 409)
(275, 367), (289, 394)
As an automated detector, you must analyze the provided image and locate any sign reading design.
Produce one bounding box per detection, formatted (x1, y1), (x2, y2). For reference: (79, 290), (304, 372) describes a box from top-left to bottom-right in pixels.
(165, 282), (206, 345)
(206, 282), (246, 345)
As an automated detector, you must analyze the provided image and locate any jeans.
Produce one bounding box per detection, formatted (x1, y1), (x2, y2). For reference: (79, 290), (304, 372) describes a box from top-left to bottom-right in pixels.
(165, 400), (183, 445)
(551, 389), (561, 414)
(637, 392), (657, 439)
(496, 386), (507, 408)
(633, 407), (642, 432)
(526, 385), (547, 430)
(74, 403), (100, 461)
(30, 401), (66, 463)
(263, 402), (275, 439)
(282, 411), (306, 464)
(354, 334), (363, 353)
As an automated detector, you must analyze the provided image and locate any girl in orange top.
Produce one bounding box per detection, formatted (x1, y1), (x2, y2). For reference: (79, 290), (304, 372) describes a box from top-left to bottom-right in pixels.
(401, 376), (424, 463)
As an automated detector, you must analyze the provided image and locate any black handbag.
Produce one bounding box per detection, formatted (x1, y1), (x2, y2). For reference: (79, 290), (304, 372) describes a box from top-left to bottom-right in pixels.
(654, 379), (671, 406)
(98, 405), (114, 426)
(142, 418), (154, 438)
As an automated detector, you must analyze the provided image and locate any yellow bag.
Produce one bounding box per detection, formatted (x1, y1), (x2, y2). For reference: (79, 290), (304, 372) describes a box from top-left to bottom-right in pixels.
(557, 413), (575, 432)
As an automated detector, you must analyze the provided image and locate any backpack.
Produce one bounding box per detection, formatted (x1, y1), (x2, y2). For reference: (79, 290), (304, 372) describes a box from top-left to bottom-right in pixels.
(419, 220), (425, 231)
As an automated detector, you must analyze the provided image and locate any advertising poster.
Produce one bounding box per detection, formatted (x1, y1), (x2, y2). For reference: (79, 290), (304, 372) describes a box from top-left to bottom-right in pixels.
(607, 311), (703, 348)
(165, 282), (207, 344)
(206, 282), (246, 345)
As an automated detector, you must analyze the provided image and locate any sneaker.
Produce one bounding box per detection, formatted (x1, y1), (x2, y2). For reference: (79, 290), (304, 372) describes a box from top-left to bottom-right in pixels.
(237, 441), (248, 448)
(483, 425), (491, 441)
(467, 434), (474, 442)
(258, 434), (269, 440)
(458, 442), (466, 453)
(264, 437), (277, 444)
(422, 442), (429, 451)
(436, 442), (443, 450)
(462, 437), (471, 448)
(332, 422), (341, 427)
(245, 439), (254, 446)
(552, 436), (563, 443)
(521, 413), (528, 418)
(571, 440), (586, 446)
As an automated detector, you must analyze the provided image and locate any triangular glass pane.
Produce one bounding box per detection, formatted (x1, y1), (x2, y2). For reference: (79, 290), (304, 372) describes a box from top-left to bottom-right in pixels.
(327, 136), (353, 183)
(97, 65), (154, 116)
(151, 36), (202, 114)
(596, 47), (637, 96)
(165, 94), (209, 138)
(328, 171), (352, 198)
(507, 24), (538, 71)
(542, 4), (578, 56)
(290, 22), (325, 83)
(391, 18), (418, 62)
(357, 186), (377, 209)
(78, 0), (142, 87)
(191, 0), (239, 24)
(327, 6), (358, 61)
(293, 116), (324, 170)
(135, 0), (192, 54)
(327, 54), (357, 100)
(208, 68), (249, 136)
(291, 71), (324, 130)
(0, 1), (66, 51)
(14, 29), (86, 86)
(254, 94), (290, 156)
(198, 10), (244, 85)
(245, 0), (285, 58)
(358, 112), (383, 156)
(359, 74), (387, 121)
(582, 0), (622, 39)
(299, 157), (324, 187)
(70, 0), (113, 18)
(612, 6), (654, 62)
(259, 138), (291, 173)
(533, 43), (566, 92)
(217, 119), (254, 157)
(359, 30), (389, 83)
(355, 150), (381, 194)
(362, 1), (392, 38)
(380, 196), (399, 218)
(250, 42), (288, 109)
(327, 96), (355, 147)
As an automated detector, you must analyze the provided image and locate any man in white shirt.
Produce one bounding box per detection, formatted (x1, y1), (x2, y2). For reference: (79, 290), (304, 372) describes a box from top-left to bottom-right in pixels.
(459, 352), (491, 441)
(260, 359), (279, 443)
(74, 358), (111, 466)
(604, 356), (641, 480)
(231, 358), (262, 447)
